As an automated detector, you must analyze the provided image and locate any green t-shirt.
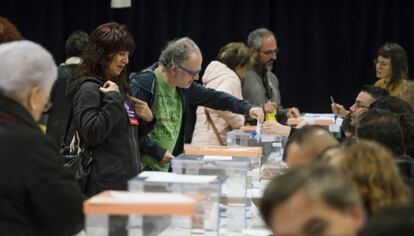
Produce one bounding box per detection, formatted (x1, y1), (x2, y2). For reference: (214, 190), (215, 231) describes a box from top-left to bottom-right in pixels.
(141, 70), (182, 171)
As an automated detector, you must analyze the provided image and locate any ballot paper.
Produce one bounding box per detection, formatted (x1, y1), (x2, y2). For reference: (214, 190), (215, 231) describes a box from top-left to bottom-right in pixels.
(138, 171), (172, 178)
(256, 115), (262, 142)
(203, 155), (233, 161)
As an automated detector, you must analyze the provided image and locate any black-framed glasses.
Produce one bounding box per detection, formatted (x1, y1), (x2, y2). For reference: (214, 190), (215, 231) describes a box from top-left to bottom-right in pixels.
(373, 59), (390, 68)
(354, 101), (369, 109)
(260, 48), (279, 56)
(178, 65), (201, 80)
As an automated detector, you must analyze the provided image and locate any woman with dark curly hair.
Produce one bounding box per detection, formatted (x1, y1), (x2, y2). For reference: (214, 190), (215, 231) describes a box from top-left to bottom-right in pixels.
(374, 42), (408, 96)
(66, 22), (154, 197)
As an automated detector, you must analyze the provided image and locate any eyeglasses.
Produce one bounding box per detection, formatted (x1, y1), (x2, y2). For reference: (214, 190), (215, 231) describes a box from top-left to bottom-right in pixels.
(178, 65), (201, 80)
(354, 101), (369, 109)
(260, 48), (280, 56)
(373, 59), (390, 68)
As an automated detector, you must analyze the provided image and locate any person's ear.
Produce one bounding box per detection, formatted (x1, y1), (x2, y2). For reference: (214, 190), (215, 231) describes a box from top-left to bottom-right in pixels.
(169, 65), (179, 77)
(27, 86), (41, 111)
(251, 48), (258, 58)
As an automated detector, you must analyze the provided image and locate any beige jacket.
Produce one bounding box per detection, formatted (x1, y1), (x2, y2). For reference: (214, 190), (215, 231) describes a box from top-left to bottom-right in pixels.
(191, 61), (245, 145)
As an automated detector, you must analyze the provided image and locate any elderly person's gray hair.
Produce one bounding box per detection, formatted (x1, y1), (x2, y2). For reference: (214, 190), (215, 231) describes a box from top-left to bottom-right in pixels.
(0, 40), (57, 102)
(158, 37), (201, 68)
(247, 28), (275, 50)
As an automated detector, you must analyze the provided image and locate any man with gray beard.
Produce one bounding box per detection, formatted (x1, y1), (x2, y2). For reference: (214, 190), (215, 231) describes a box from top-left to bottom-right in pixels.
(243, 28), (300, 123)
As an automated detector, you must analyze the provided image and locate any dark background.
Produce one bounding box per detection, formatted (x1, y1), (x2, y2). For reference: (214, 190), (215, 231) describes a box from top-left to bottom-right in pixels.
(1, 0), (414, 112)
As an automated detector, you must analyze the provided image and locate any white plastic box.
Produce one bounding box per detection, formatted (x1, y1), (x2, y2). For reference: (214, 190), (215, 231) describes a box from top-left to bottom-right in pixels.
(128, 172), (221, 234)
(84, 191), (197, 236)
(171, 154), (250, 232)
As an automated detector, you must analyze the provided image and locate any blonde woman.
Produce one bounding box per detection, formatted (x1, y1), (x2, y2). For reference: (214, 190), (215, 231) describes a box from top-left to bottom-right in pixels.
(192, 42), (251, 145)
(337, 140), (410, 216)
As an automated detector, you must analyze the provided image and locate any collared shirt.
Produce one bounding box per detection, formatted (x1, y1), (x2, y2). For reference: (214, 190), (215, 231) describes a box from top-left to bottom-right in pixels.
(60, 57), (82, 66)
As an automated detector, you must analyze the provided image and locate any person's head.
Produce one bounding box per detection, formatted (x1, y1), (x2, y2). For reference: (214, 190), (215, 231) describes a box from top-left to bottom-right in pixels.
(158, 37), (202, 88)
(65, 31), (88, 59)
(356, 109), (405, 157)
(261, 164), (364, 236)
(317, 144), (345, 167)
(78, 22), (134, 91)
(399, 111), (414, 157)
(283, 125), (339, 167)
(0, 17), (23, 44)
(370, 96), (413, 114)
(0, 41), (57, 121)
(247, 28), (277, 71)
(349, 85), (388, 126)
(400, 80), (414, 109)
(359, 206), (414, 236)
(337, 140), (410, 215)
(375, 43), (408, 88)
(216, 42), (251, 78)
(318, 140), (357, 168)
(342, 113), (356, 138)
(369, 97), (413, 157)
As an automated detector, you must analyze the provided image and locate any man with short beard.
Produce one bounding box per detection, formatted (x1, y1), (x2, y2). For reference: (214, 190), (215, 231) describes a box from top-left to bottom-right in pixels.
(331, 85), (388, 127)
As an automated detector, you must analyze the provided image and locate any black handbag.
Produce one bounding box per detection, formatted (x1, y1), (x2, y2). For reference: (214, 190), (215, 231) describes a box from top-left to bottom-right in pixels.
(60, 106), (93, 191)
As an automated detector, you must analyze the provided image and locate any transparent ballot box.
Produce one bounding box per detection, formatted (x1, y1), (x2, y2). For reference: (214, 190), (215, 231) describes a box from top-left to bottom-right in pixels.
(226, 129), (287, 165)
(184, 145), (262, 170)
(171, 154), (250, 232)
(128, 172), (221, 234)
(84, 191), (197, 236)
(287, 113), (343, 138)
(184, 145), (263, 185)
(226, 130), (251, 147)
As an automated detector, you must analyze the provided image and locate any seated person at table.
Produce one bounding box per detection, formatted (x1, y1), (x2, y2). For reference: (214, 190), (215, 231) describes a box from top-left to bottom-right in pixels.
(283, 125), (338, 167)
(260, 164), (365, 236)
(356, 109), (414, 187)
(331, 85), (388, 125)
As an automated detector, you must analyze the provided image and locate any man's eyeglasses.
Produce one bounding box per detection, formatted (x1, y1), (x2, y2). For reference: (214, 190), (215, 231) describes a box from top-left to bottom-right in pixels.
(354, 102), (369, 109)
(260, 48), (280, 56)
(373, 59), (390, 68)
(178, 65), (201, 80)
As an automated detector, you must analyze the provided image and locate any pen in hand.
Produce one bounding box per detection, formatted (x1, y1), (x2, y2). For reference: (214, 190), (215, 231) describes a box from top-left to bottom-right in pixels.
(330, 95), (337, 122)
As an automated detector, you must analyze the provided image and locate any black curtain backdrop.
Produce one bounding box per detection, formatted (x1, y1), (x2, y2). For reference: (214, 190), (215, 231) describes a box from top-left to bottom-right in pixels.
(1, 0), (414, 113)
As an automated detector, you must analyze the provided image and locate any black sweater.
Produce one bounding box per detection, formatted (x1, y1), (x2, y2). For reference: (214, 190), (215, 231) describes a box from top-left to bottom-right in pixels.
(0, 95), (84, 236)
(66, 76), (154, 196)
